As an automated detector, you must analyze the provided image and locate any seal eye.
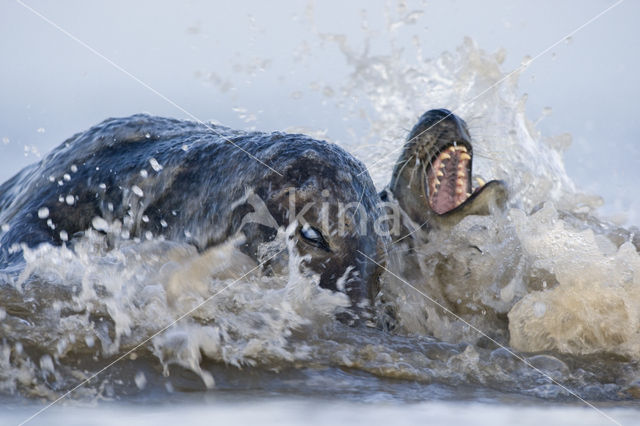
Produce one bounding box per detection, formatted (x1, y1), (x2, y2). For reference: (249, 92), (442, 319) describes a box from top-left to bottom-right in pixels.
(299, 224), (331, 252)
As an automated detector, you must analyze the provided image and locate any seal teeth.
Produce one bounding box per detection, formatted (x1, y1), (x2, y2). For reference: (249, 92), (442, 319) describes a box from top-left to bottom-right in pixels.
(457, 171), (465, 177)
(460, 153), (471, 161)
(476, 177), (486, 187)
(440, 153), (451, 160)
(437, 170), (444, 177)
(456, 178), (465, 187)
(456, 187), (464, 195)
(456, 146), (468, 152)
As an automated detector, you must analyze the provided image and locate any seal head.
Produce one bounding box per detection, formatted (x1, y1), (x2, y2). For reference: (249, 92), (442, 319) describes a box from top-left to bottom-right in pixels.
(386, 109), (508, 232)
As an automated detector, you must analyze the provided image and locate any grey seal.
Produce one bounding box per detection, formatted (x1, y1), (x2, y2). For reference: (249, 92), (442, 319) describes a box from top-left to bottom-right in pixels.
(0, 114), (388, 308)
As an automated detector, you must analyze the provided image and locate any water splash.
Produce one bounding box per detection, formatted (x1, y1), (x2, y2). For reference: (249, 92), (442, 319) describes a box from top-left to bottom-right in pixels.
(1, 226), (349, 397)
(2, 2), (640, 406)
(297, 6), (639, 362)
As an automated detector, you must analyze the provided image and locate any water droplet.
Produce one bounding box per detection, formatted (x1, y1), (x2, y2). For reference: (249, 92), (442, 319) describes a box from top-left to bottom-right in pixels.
(39, 355), (54, 373)
(85, 335), (95, 348)
(70, 164), (78, 173)
(65, 195), (75, 205)
(60, 230), (68, 241)
(134, 371), (147, 390)
(132, 185), (144, 197)
(149, 158), (163, 171)
(56, 339), (67, 355)
(99, 183), (107, 190)
(92, 217), (109, 232)
(142, 215), (149, 223)
(37, 207), (49, 219)
(160, 219), (168, 228)
(63, 174), (71, 181)
(140, 169), (148, 178)
(201, 371), (215, 389)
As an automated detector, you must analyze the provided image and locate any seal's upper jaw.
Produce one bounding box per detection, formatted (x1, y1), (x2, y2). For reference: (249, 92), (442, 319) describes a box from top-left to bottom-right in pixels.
(425, 140), (473, 215)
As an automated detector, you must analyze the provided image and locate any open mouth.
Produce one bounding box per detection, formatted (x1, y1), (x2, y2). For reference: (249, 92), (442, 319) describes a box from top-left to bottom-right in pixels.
(425, 142), (481, 215)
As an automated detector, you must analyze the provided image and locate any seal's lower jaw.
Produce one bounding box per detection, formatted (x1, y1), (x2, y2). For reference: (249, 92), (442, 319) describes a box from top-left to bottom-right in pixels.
(426, 143), (507, 219)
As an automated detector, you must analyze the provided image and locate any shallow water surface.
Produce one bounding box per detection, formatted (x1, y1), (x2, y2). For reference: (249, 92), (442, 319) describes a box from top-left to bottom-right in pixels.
(6, 400), (640, 426)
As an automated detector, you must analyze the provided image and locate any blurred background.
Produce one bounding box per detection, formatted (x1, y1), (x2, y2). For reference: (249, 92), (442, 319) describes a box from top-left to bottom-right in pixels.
(1, 0), (638, 224)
